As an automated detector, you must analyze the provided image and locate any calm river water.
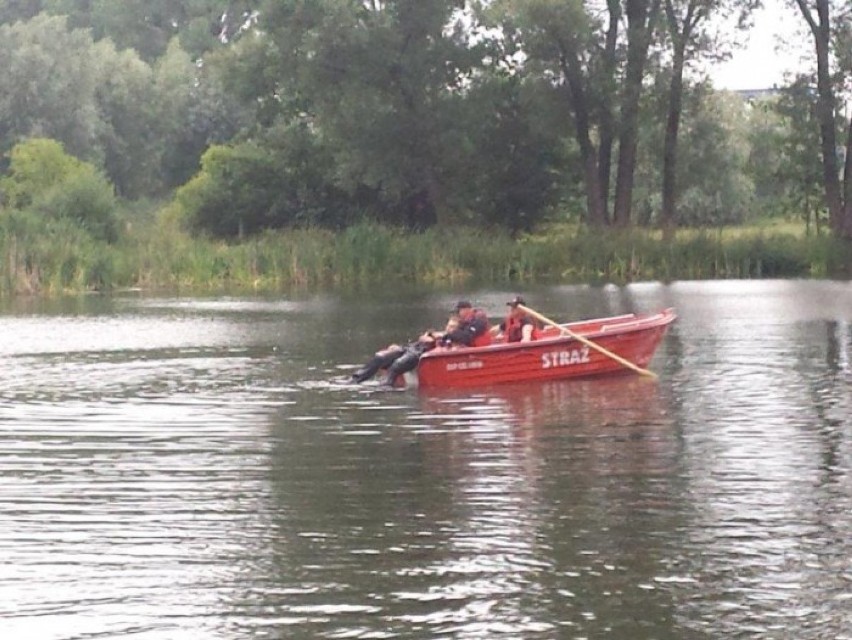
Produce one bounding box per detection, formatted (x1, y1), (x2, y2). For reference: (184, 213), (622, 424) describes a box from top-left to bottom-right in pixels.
(1, 280), (851, 639)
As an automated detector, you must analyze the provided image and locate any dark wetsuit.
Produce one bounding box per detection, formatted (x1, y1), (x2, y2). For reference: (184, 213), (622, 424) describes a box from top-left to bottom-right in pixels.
(352, 338), (436, 385)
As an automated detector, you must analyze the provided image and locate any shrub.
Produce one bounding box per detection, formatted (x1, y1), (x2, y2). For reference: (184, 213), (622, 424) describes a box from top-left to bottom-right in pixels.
(1, 138), (119, 242)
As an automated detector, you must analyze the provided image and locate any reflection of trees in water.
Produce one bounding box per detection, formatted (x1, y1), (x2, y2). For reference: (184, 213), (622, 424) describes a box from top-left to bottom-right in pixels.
(671, 316), (852, 637)
(225, 376), (685, 636)
(803, 321), (852, 618)
(817, 321), (849, 479)
(416, 378), (685, 635)
(232, 397), (519, 637)
(825, 320), (850, 375)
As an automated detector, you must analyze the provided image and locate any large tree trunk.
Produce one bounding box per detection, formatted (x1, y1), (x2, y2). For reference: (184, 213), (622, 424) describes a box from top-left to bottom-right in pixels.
(795, 0), (844, 234)
(661, 0), (698, 240)
(596, 0), (621, 222)
(560, 53), (607, 226)
(613, 0), (658, 227)
(661, 46), (686, 239)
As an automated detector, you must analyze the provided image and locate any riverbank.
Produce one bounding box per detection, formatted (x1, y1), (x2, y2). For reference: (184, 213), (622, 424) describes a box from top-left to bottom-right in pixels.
(1, 219), (850, 296)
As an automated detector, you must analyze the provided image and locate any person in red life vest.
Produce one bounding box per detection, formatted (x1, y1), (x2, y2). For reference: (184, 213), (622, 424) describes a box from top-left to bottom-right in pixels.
(439, 300), (492, 348)
(495, 295), (540, 343)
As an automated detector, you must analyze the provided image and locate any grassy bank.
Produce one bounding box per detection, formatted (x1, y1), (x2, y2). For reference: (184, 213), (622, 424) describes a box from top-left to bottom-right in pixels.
(2, 218), (851, 296)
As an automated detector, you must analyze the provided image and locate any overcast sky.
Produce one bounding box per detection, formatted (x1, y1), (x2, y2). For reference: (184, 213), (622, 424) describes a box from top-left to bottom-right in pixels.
(706, 0), (810, 90)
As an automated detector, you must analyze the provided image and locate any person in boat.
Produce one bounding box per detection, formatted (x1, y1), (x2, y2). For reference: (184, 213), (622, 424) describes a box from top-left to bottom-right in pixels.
(438, 300), (492, 348)
(493, 295), (541, 343)
(351, 315), (460, 385)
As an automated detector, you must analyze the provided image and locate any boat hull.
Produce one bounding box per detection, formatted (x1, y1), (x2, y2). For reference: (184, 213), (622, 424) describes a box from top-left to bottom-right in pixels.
(416, 308), (676, 389)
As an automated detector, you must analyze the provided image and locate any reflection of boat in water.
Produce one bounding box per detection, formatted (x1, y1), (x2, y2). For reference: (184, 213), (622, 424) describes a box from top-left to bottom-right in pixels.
(421, 376), (669, 430)
(419, 377), (677, 477)
(416, 309), (676, 389)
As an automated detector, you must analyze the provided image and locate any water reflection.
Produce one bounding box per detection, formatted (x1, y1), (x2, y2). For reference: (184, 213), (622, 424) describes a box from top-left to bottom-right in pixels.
(242, 374), (686, 637)
(664, 284), (852, 638)
(1, 283), (851, 639)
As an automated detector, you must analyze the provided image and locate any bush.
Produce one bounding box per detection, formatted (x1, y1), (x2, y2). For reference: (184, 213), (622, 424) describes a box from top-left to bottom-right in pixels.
(1, 138), (119, 242)
(177, 123), (353, 238)
(36, 166), (119, 243)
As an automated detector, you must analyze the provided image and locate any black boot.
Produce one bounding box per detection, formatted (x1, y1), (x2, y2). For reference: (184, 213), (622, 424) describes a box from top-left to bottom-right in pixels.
(352, 348), (404, 383)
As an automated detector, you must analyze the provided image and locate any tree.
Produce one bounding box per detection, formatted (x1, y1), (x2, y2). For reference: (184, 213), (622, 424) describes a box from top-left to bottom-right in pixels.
(612, 0), (660, 227)
(1, 138), (119, 242)
(43, 0), (260, 61)
(458, 74), (572, 234)
(156, 39), (249, 191)
(659, 0), (759, 237)
(93, 40), (162, 198)
(485, 0), (609, 225)
(0, 14), (231, 199)
(484, 0), (660, 227)
(0, 0), (43, 25)
(675, 89), (754, 226)
(633, 82), (755, 227)
(765, 82), (825, 230)
(790, 0), (852, 237)
(240, 0), (485, 229)
(0, 14), (101, 161)
(177, 122), (351, 237)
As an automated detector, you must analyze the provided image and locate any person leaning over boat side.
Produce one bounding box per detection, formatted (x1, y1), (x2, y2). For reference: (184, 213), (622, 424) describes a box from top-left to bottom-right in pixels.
(439, 300), (492, 348)
(494, 295), (540, 343)
(351, 315), (459, 385)
(380, 314), (464, 386)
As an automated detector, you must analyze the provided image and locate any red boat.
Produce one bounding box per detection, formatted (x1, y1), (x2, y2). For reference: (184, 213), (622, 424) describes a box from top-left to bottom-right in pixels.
(415, 308), (676, 389)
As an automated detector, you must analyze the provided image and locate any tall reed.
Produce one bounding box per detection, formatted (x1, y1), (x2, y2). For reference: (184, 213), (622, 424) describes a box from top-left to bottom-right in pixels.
(2, 217), (849, 296)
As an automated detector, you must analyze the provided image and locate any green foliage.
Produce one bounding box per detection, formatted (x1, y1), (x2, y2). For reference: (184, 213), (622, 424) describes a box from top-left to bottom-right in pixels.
(93, 40), (161, 198)
(177, 122), (354, 237)
(770, 80), (826, 226)
(0, 14), (239, 201)
(0, 14), (101, 159)
(458, 75), (571, 234)
(246, 0), (491, 228)
(1, 139), (85, 209)
(0, 209), (112, 293)
(1, 138), (119, 242)
(40, 0), (250, 61)
(35, 165), (119, 242)
(177, 143), (281, 237)
(744, 98), (789, 217)
(156, 39), (250, 191)
(0, 0), (849, 252)
(7, 217), (850, 296)
(0, 0), (43, 24)
(672, 90), (755, 226)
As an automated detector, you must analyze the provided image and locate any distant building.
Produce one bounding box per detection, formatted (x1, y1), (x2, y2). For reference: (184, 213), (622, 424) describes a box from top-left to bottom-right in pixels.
(733, 88), (781, 102)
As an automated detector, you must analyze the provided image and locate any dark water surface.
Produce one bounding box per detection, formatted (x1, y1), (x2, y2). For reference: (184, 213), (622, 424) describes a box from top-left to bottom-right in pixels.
(1, 281), (851, 639)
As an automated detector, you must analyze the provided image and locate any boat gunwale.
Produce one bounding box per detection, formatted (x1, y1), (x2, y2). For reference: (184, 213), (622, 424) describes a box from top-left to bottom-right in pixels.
(419, 308), (677, 362)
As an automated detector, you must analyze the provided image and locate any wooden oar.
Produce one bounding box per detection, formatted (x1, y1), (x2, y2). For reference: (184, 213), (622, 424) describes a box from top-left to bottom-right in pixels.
(517, 304), (658, 379)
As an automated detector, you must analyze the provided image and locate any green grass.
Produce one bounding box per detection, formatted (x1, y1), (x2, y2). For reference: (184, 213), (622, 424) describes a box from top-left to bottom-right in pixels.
(2, 215), (851, 296)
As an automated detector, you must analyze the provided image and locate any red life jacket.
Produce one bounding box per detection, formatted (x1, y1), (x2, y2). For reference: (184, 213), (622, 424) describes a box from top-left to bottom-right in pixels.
(503, 313), (540, 343)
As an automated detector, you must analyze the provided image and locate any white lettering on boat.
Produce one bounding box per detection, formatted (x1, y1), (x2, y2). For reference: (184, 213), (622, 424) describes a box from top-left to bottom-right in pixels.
(446, 360), (484, 372)
(541, 346), (590, 369)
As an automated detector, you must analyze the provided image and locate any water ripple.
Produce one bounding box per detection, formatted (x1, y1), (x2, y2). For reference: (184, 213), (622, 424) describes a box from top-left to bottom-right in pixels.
(2, 287), (852, 639)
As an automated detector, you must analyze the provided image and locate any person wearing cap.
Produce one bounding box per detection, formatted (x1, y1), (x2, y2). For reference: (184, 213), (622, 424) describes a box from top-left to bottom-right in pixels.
(495, 295), (540, 343)
(439, 300), (492, 348)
